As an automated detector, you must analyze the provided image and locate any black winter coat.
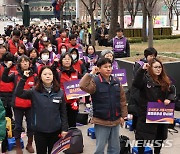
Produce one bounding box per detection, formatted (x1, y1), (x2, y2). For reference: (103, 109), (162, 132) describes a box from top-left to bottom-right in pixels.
(133, 68), (176, 140)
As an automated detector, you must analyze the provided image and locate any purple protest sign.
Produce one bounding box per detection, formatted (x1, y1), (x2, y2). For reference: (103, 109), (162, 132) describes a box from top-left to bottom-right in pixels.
(78, 47), (84, 59)
(146, 102), (175, 124)
(111, 69), (128, 86)
(51, 132), (72, 154)
(63, 79), (90, 100)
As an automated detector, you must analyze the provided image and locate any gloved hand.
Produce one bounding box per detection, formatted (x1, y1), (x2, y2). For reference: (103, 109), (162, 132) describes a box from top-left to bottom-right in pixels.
(71, 101), (78, 110)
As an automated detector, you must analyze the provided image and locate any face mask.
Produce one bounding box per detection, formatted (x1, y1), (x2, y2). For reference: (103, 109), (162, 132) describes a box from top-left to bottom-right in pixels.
(42, 37), (48, 42)
(48, 47), (53, 52)
(61, 48), (66, 54)
(0, 40), (4, 45)
(23, 39), (27, 44)
(72, 54), (77, 60)
(41, 54), (49, 61)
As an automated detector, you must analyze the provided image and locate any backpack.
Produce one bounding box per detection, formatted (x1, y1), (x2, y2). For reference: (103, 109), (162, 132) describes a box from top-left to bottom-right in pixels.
(64, 127), (84, 154)
(119, 135), (131, 154)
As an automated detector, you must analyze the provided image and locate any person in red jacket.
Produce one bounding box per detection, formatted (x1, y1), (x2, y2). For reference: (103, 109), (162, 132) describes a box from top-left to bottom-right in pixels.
(0, 52), (17, 120)
(67, 34), (82, 50)
(54, 28), (69, 52)
(8, 30), (23, 55)
(2, 55), (36, 154)
(36, 49), (52, 74)
(58, 52), (81, 127)
(69, 48), (87, 76)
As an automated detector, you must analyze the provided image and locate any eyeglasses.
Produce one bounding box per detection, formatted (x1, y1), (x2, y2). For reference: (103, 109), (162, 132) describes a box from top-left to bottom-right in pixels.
(153, 66), (162, 69)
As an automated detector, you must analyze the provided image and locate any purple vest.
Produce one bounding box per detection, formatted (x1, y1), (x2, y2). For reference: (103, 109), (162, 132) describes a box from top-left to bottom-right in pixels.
(113, 37), (127, 52)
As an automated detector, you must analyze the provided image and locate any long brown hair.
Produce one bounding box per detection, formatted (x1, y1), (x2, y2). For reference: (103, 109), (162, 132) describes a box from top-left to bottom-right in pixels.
(148, 58), (171, 91)
(35, 66), (60, 93)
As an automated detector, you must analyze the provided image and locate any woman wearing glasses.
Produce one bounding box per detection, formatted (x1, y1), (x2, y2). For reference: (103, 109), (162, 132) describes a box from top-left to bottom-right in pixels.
(132, 58), (176, 154)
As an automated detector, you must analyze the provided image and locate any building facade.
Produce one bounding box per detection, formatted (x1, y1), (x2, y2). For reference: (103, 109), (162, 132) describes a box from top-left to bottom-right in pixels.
(16, 0), (76, 20)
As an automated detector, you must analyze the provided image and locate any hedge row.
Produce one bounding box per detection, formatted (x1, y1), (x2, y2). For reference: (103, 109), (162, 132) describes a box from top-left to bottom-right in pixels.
(124, 27), (172, 37)
(128, 35), (180, 43)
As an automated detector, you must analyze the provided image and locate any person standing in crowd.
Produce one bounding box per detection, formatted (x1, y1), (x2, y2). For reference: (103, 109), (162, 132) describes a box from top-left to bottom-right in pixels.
(33, 33), (49, 53)
(56, 53), (81, 127)
(36, 49), (52, 74)
(83, 45), (99, 106)
(8, 30), (23, 55)
(97, 22), (109, 46)
(15, 66), (68, 154)
(132, 58), (176, 154)
(5, 25), (13, 37)
(14, 43), (28, 59)
(80, 58), (128, 154)
(133, 47), (157, 77)
(0, 52), (16, 120)
(22, 35), (33, 51)
(0, 36), (5, 46)
(69, 48), (87, 76)
(101, 50), (119, 70)
(128, 47), (158, 131)
(83, 45), (98, 73)
(0, 45), (6, 63)
(2, 55), (36, 154)
(108, 28), (130, 58)
(67, 34), (81, 50)
(54, 28), (69, 51)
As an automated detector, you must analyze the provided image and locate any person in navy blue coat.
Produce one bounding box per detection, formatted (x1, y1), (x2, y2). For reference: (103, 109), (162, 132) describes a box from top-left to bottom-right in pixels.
(15, 65), (68, 154)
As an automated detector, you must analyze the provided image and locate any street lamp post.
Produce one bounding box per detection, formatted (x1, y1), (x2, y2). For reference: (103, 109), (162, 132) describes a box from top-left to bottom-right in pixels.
(76, 0), (80, 23)
(23, 0), (30, 27)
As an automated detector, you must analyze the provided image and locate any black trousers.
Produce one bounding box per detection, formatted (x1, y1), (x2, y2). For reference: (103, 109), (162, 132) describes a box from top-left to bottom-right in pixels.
(66, 103), (78, 128)
(137, 140), (163, 154)
(34, 131), (60, 154)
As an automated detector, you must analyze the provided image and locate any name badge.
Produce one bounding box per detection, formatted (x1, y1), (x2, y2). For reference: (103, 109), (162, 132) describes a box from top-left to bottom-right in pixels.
(53, 99), (60, 103)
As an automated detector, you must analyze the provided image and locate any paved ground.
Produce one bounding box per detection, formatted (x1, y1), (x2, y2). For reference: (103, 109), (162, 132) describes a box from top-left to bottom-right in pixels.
(1, 108), (180, 154)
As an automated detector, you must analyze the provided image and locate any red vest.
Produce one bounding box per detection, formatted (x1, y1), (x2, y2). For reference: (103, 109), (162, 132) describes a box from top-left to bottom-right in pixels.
(0, 65), (17, 92)
(67, 43), (80, 50)
(60, 71), (78, 103)
(8, 39), (23, 55)
(56, 37), (69, 45)
(38, 42), (45, 53)
(73, 60), (83, 74)
(14, 74), (36, 108)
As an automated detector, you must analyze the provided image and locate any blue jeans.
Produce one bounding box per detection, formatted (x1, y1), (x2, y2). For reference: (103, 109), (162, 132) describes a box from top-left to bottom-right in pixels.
(94, 124), (120, 154)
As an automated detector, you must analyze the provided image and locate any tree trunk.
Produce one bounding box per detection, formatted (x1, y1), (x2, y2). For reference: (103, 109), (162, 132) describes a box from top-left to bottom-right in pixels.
(169, 8), (173, 27)
(60, 9), (63, 28)
(176, 14), (179, 30)
(148, 14), (153, 47)
(90, 13), (96, 46)
(119, 0), (124, 29)
(109, 0), (119, 39)
(101, 0), (105, 22)
(131, 15), (135, 27)
(142, 2), (147, 42)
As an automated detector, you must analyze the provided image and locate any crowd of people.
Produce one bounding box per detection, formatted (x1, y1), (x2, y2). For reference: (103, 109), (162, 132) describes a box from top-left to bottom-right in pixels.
(0, 22), (176, 154)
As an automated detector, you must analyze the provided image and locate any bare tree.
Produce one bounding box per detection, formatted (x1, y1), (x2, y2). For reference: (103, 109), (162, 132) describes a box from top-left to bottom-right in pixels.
(81, 0), (97, 46)
(97, 0), (111, 23)
(173, 0), (180, 30)
(164, 0), (177, 27)
(15, 0), (24, 11)
(125, 0), (141, 27)
(142, 0), (158, 47)
(142, 1), (147, 42)
(109, 0), (119, 39)
(119, 0), (124, 29)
